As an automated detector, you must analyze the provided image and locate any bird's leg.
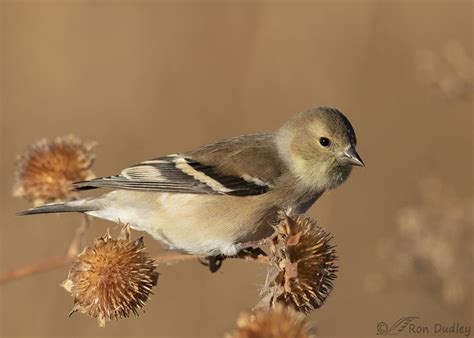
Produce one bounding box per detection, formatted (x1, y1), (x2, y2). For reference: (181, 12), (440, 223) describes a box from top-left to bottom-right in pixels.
(198, 234), (276, 273)
(198, 246), (268, 273)
(198, 255), (226, 273)
(234, 246), (267, 259)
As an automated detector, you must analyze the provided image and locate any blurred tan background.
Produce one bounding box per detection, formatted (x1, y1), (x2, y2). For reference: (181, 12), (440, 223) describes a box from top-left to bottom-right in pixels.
(1, 1), (472, 337)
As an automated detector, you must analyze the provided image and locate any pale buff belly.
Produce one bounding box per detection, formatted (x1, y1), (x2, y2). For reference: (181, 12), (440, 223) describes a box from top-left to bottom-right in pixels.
(87, 190), (279, 255)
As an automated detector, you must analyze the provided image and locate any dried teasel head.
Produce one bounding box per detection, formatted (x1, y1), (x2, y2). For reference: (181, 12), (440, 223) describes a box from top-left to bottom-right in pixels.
(62, 227), (159, 327)
(259, 214), (337, 313)
(227, 304), (316, 338)
(13, 135), (96, 206)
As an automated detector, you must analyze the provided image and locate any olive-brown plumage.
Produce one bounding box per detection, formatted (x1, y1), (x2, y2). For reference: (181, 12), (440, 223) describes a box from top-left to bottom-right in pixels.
(18, 107), (364, 256)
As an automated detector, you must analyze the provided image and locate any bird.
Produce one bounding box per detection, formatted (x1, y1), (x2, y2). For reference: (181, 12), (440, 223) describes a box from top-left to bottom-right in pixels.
(18, 106), (364, 257)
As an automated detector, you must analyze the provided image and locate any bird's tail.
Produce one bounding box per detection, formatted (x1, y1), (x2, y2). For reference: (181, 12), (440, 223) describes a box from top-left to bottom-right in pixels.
(16, 199), (94, 216)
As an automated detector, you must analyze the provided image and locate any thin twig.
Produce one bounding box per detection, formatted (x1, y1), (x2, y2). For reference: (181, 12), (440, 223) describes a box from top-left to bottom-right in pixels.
(67, 214), (91, 257)
(154, 250), (270, 267)
(1, 214), (93, 284)
(231, 252), (270, 265)
(0, 255), (74, 284)
(0, 248), (271, 285)
(154, 252), (206, 265)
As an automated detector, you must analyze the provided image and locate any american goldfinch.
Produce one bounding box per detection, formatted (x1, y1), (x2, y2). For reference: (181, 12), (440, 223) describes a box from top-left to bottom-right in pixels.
(18, 107), (364, 256)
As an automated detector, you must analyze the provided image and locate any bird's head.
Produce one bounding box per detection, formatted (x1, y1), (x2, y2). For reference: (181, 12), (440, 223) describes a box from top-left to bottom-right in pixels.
(276, 106), (364, 192)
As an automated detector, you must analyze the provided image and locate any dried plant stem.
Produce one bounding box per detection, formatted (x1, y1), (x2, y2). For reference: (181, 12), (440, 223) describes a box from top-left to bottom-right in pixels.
(232, 250), (270, 264)
(155, 252), (206, 265)
(1, 214), (92, 284)
(0, 247), (270, 285)
(67, 214), (91, 257)
(0, 255), (74, 284)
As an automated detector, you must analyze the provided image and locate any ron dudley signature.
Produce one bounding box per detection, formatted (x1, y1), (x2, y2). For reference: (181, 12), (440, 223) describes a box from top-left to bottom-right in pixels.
(377, 317), (471, 337)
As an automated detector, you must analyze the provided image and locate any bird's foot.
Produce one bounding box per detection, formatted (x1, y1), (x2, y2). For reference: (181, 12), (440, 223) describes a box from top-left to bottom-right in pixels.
(198, 247), (267, 273)
(234, 246), (267, 259)
(199, 254), (226, 273)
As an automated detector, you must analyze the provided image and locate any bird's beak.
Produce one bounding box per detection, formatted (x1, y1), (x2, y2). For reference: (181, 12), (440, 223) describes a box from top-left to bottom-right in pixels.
(337, 146), (365, 167)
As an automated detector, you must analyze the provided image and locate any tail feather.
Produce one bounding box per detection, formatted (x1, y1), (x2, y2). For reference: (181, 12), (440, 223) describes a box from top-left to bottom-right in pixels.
(17, 200), (92, 216)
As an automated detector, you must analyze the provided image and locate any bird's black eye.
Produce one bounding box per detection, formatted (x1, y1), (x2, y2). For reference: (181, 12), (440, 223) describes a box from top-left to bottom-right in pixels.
(319, 137), (331, 147)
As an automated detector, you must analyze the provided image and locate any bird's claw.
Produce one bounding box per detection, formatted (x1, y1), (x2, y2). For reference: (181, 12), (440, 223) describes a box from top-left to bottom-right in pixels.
(198, 254), (226, 273)
(235, 247), (267, 259)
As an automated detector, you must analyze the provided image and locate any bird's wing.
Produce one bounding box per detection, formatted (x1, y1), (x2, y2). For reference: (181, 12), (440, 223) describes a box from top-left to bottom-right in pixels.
(73, 133), (285, 196)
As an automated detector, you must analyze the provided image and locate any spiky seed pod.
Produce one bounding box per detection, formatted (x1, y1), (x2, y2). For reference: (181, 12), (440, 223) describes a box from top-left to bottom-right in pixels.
(13, 135), (96, 206)
(227, 304), (316, 338)
(62, 227), (159, 327)
(259, 214), (337, 313)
